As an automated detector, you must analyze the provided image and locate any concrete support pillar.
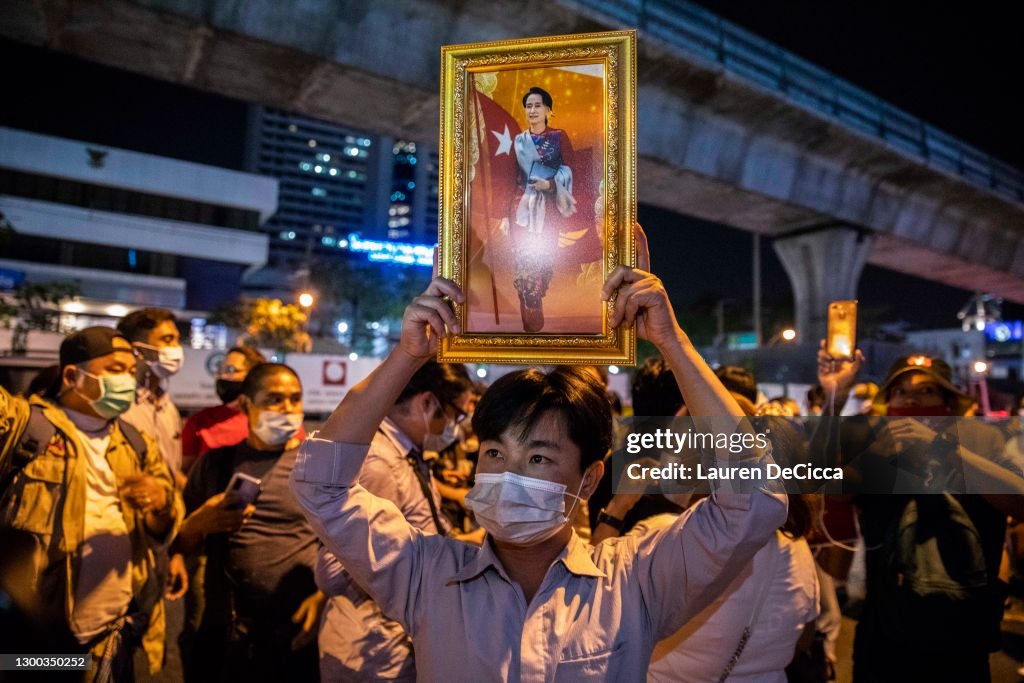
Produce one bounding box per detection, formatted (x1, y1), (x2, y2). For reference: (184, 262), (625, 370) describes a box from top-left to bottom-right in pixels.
(773, 225), (874, 344)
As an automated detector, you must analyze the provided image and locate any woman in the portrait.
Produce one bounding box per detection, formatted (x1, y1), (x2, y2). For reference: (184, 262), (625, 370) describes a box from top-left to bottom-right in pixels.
(509, 86), (578, 332)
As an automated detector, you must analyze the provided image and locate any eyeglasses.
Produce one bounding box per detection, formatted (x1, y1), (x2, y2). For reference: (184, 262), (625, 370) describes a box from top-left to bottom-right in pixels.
(444, 401), (468, 424)
(216, 364), (245, 377)
(432, 394), (468, 424)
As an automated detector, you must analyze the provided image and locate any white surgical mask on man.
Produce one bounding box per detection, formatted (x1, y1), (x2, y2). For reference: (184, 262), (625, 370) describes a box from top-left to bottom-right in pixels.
(465, 471), (586, 545)
(135, 342), (185, 378)
(253, 411), (303, 447)
(423, 396), (458, 453)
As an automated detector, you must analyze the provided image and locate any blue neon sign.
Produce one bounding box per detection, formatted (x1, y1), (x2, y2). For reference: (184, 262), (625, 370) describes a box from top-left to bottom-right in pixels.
(985, 321), (1023, 343)
(346, 234), (433, 267)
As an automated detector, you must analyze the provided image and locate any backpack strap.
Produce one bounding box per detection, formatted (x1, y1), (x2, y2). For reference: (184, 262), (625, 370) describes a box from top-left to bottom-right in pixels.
(19, 404), (58, 460)
(1, 404), (59, 493)
(116, 418), (149, 471)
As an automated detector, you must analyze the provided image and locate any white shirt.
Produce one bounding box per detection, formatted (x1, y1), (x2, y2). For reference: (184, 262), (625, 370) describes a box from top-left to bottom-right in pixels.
(64, 408), (133, 643)
(647, 520), (820, 683)
(290, 436), (789, 682)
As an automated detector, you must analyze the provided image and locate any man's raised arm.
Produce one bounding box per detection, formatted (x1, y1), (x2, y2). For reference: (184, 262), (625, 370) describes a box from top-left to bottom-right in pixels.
(316, 276), (463, 445)
(289, 276), (463, 631)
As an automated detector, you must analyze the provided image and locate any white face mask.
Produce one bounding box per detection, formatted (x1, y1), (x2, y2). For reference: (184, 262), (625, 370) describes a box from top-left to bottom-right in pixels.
(136, 343), (184, 378)
(252, 411), (303, 447)
(465, 471), (586, 546)
(423, 396), (458, 453)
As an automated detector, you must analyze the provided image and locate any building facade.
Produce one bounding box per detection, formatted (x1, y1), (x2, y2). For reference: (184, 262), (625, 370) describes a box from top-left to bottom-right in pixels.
(244, 106), (439, 265)
(0, 126), (276, 316)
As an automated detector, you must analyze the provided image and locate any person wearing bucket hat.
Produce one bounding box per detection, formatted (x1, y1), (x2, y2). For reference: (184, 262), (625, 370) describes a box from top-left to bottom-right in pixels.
(873, 354), (973, 417)
(0, 326), (184, 680)
(815, 343), (1024, 682)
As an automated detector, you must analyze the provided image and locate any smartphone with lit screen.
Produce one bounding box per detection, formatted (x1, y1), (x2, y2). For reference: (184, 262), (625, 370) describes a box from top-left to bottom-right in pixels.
(827, 300), (857, 359)
(225, 472), (262, 509)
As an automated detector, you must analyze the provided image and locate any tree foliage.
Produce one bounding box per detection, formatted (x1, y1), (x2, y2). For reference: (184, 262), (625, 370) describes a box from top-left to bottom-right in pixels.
(213, 298), (311, 354)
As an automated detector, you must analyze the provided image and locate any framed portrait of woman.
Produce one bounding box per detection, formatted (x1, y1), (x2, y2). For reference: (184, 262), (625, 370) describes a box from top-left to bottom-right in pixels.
(437, 30), (637, 365)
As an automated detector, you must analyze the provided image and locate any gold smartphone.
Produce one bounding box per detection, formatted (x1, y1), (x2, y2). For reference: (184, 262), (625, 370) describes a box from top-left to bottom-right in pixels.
(827, 300), (858, 359)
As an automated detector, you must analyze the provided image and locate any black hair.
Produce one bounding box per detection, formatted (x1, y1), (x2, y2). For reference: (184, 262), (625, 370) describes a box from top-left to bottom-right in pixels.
(227, 345), (267, 372)
(607, 390), (623, 416)
(522, 86), (553, 109)
(806, 384), (826, 409)
(396, 361), (474, 409)
(473, 366), (612, 472)
(240, 363), (301, 399)
(116, 307), (178, 343)
(31, 364), (62, 400)
(631, 356), (684, 416)
(714, 366), (757, 403)
(587, 365), (609, 387)
(781, 494), (814, 539)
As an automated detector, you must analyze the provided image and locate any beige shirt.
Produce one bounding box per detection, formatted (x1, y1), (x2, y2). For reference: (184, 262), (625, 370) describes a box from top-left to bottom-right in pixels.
(291, 436), (788, 683)
(64, 408), (133, 643)
(122, 384), (182, 475)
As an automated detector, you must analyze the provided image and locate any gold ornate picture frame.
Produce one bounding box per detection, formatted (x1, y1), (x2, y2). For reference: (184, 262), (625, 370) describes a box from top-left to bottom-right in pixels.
(437, 30), (637, 366)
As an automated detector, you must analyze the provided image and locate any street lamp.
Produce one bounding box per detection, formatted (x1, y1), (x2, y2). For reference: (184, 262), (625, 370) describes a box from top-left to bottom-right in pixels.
(957, 292), (1001, 332)
(971, 359), (991, 415)
(766, 327), (798, 346)
(298, 291), (316, 309)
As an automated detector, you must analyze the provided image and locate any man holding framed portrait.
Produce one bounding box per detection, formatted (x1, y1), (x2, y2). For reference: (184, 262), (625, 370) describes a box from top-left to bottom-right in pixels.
(290, 218), (788, 681)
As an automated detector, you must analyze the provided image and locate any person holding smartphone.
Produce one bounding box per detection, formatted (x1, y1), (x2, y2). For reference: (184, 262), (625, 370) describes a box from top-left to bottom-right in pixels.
(172, 363), (323, 682)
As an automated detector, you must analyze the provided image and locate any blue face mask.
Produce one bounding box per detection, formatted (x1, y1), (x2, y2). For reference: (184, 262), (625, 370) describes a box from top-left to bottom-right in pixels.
(75, 369), (137, 419)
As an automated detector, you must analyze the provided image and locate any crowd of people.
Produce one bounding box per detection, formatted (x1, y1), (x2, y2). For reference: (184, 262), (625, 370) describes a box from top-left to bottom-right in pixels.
(2, 227), (1024, 682)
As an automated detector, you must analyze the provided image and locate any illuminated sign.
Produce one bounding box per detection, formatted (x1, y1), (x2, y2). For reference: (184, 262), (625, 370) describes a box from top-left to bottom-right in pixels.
(985, 321), (1023, 343)
(346, 234), (433, 267)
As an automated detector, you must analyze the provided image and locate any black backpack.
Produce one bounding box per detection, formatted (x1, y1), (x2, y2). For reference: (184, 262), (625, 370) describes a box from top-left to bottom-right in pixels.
(876, 494), (1000, 647)
(1, 404), (149, 494)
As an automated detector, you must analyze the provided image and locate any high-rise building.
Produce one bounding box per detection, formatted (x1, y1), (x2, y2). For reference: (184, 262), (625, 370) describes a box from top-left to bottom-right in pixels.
(245, 107), (381, 265)
(245, 107), (440, 271)
(386, 140), (439, 242)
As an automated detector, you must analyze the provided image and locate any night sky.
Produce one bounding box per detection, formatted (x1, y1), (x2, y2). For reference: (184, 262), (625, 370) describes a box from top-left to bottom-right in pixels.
(2, 1), (1022, 334)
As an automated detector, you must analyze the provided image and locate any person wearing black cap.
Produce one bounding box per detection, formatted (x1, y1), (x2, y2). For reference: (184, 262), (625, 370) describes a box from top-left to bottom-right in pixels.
(815, 346), (1024, 682)
(0, 326), (184, 681)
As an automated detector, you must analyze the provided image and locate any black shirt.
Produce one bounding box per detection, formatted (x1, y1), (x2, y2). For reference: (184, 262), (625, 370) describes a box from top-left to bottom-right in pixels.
(183, 441), (317, 623)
